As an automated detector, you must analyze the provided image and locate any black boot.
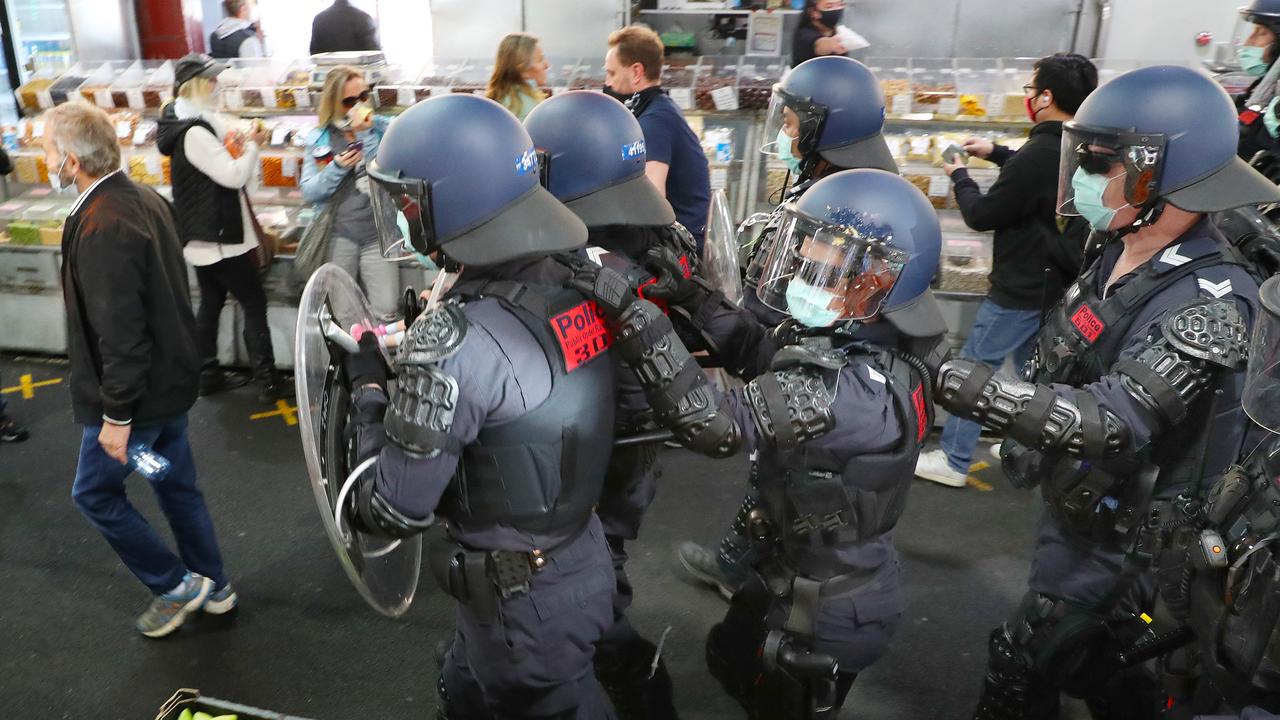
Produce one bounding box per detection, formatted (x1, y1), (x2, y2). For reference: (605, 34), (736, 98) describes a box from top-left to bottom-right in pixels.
(0, 416), (29, 443)
(256, 368), (294, 404)
(200, 365), (250, 397)
(595, 636), (680, 720)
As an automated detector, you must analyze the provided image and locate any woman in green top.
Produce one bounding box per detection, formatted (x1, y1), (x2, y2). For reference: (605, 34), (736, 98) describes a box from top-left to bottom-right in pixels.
(486, 32), (549, 120)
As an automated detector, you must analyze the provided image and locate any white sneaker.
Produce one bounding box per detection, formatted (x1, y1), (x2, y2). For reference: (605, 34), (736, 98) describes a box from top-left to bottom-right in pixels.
(914, 449), (969, 488)
(990, 442), (1003, 460)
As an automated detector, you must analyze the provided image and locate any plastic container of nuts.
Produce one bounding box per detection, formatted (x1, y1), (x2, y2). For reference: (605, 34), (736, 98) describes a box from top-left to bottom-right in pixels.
(910, 58), (957, 115)
(694, 56), (739, 112)
(867, 57), (912, 116)
(736, 56), (784, 110)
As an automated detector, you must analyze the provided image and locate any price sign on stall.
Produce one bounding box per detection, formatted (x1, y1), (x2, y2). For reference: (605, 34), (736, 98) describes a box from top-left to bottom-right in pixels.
(891, 94), (912, 115)
(293, 88), (312, 108)
(126, 89), (145, 109)
(927, 174), (951, 197)
(669, 87), (694, 110)
(224, 88), (244, 110)
(937, 97), (960, 116)
(93, 89), (112, 108)
(397, 87), (415, 106)
(711, 85), (739, 112)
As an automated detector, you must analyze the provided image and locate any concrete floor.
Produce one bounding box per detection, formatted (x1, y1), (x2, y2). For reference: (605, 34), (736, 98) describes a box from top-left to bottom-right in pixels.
(0, 354), (1082, 720)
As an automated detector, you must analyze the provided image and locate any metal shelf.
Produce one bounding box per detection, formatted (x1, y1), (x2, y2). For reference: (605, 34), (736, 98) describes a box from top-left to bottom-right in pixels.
(640, 8), (800, 15)
(885, 115), (1033, 131)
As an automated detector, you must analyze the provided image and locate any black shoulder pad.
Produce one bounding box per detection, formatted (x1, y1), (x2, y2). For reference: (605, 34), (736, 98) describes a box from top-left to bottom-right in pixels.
(399, 301), (468, 367)
(1161, 298), (1248, 369)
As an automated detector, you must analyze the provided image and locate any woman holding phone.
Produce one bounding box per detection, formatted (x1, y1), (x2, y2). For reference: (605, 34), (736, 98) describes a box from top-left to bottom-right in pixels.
(301, 64), (400, 318)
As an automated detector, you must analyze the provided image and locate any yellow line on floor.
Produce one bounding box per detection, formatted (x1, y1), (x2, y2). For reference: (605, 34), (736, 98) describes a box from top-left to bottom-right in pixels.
(1, 373), (63, 399)
(249, 399), (299, 426)
(966, 461), (993, 491)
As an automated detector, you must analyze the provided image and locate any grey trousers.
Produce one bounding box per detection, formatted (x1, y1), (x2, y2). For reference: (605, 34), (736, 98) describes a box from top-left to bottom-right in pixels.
(328, 236), (400, 320)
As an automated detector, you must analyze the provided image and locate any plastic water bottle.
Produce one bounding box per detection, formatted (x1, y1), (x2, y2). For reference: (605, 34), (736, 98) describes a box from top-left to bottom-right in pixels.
(127, 443), (171, 481)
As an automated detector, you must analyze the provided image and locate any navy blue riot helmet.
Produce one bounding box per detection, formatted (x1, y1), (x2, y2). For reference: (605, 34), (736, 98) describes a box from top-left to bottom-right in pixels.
(367, 93), (586, 266)
(524, 90), (675, 228)
(1243, 0), (1280, 33)
(762, 56), (897, 178)
(755, 168), (944, 337)
(1058, 65), (1280, 230)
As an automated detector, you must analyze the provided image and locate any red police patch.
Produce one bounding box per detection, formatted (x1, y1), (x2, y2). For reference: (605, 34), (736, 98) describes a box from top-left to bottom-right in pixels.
(911, 385), (928, 442)
(549, 300), (614, 372)
(1070, 305), (1105, 343)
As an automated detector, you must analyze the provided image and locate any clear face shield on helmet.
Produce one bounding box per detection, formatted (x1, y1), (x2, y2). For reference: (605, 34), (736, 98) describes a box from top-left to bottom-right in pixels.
(755, 204), (908, 328)
(760, 85), (827, 162)
(1244, 276), (1280, 434)
(367, 159), (438, 263)
(1056, 124), (1167, 229)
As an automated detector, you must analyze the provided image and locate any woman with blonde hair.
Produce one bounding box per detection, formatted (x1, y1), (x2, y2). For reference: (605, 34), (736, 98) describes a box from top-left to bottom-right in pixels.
(486, 32), (549, 120)
(300, 64), (401, 318)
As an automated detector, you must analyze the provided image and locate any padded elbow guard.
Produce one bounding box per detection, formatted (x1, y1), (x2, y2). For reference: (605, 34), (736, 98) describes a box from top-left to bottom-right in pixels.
(937, 359), (1128, 459)
(350, 472), (436, 539)
(1115, 298), (1248, 429)
(742, 367), (836, 453)
(614, 298), (742, 457)
(384, 302), (466, 459)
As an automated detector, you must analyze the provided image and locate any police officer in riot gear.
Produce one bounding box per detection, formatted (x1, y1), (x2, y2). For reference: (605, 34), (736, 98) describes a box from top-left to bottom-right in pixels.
(1125, 275), (1280, 720)
(524, 89), (692, 719)
(647, 168), (948, 719)
(678, 54), (903, 601)
(338, 92), (733, 719)
(1236, 0), (1280, 162)
(935, 65), (1280, 720)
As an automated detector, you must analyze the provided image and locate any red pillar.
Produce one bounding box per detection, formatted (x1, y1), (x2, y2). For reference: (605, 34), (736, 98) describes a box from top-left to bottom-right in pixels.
(134, 0), (206, 58)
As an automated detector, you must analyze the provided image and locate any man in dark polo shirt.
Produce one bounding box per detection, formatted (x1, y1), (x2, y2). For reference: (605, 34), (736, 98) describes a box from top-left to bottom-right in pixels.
(605, 25), (711, 250)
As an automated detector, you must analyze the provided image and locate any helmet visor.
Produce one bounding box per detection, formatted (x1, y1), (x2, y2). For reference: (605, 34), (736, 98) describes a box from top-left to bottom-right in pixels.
(1057, 123), (1168, 216)
(368, 159), (437, 261)
(755, 205), (907, 324)
(1245, 275), (1280, 434)
(760, 85), (826, 158)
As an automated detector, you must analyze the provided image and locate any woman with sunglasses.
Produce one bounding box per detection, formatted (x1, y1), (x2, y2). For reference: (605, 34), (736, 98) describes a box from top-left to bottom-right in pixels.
(300, 65), (400, 319)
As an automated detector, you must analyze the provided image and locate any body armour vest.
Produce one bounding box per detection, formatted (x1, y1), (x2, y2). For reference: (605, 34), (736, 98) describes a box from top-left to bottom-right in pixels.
(1030, 237), (1256, 543)
(755, 343), (929, 579)
(437, 279), (617, 545)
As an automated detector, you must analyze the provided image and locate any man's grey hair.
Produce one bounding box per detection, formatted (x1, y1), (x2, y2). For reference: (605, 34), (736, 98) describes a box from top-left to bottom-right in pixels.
(44, 102), (121, 178)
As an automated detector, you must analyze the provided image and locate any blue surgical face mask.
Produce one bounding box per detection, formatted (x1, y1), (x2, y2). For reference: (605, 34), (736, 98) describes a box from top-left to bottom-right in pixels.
(785, 277), (841, 328)
(1071, 167), (1121, 231)
(776, 128), (801, 173)
(1239, 45), (1270, 77)
(1266, 97), (1280, 138)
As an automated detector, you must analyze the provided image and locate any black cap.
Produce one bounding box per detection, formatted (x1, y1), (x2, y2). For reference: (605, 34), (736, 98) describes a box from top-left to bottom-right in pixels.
(174, 53), (226, 89)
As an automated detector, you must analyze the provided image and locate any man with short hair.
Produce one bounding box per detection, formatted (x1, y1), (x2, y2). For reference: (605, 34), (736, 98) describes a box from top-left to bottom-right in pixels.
(46, 102), (235, 638)
(606, 25), (711, 251)
(209, 0), (264, 59)
(309, 0), (381, 55)
(915, 53), (1098, 489)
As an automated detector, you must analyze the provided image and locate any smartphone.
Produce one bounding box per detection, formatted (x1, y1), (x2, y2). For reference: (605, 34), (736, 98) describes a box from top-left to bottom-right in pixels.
(345, 141), (364, 154)
(941, 143), (966, 165)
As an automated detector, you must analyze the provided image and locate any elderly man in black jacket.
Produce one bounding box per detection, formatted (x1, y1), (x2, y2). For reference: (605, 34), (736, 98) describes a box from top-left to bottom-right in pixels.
(914, 53), (1098, 489)
(44, 102), (236, 638)
(309, 0), (380, 55)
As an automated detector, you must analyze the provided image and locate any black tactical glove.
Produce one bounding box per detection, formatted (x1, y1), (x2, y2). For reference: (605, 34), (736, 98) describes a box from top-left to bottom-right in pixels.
(641, 246), (707, 310)
(402, 286), (424, 325)
(344, 332), (388, 391)
(571, 263), (636, 319)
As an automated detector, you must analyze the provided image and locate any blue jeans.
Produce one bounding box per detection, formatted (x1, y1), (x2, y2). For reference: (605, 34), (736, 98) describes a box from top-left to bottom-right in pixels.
(71, 414), (227, 595)
(941, 299), (1042, 472)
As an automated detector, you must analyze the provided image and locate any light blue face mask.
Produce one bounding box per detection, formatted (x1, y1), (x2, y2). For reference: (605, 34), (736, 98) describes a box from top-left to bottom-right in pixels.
(1071, 167), (1121, 231)
(776, 129), (801, 173)
(1239, 45), (1270, 77)
(785, 277), (841, 328)
(1266, 97), (1280, 139)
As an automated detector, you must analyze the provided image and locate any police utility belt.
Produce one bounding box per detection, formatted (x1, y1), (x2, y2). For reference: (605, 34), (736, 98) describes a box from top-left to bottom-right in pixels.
(426, 525), (587, 620)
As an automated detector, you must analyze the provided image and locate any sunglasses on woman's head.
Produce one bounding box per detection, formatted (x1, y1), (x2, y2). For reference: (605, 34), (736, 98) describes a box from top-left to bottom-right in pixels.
(341, 90), (371, 109)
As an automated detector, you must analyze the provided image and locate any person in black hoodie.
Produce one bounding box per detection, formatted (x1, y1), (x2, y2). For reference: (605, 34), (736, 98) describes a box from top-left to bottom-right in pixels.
(914, 53), (1097, 489)
(44, 102), (236, 637)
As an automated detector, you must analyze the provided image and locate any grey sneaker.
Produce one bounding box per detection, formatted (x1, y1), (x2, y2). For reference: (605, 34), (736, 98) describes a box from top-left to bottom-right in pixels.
(136, 572), (212, 638)
(203, 582), (238, 615)
(677, 542), (736, 602)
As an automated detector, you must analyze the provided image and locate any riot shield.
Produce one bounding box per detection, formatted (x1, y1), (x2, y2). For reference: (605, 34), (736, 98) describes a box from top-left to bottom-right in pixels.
(295, 263), (422, 618)
(1245, 275), (1280, 434)
(702, 188), (744, 305)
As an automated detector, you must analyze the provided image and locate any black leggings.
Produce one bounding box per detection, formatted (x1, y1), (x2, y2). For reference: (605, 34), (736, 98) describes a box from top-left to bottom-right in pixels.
(194, 251), (275, 376)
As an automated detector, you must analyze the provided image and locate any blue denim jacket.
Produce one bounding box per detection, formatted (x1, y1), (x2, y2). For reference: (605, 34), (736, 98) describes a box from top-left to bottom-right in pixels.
(299, 114), (391, 205)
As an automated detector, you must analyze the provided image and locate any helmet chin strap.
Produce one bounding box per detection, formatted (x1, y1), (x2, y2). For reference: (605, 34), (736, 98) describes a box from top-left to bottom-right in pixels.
(1111, 197), (1167, 239)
